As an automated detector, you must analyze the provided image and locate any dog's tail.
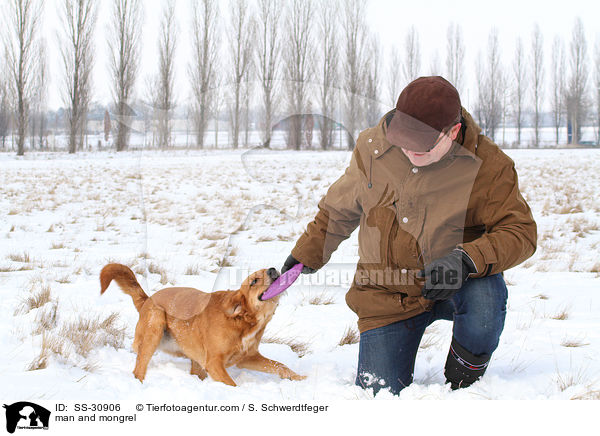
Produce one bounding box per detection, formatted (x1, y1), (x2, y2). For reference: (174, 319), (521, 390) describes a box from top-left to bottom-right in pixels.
(100, 263), (149, 313)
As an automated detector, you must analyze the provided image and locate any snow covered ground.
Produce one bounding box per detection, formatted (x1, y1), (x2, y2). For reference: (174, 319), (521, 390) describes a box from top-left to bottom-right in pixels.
(1, 147), (599, 402)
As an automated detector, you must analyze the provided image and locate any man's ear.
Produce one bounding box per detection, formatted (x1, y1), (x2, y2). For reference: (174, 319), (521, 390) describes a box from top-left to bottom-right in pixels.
(451, 123), (462, 141)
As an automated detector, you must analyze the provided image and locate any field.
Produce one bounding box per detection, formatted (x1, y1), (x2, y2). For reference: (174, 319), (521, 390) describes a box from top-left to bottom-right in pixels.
(1, 147), (599, 400)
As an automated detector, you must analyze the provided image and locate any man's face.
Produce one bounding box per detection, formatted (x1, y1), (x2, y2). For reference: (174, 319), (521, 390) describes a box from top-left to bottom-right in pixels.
(401, 123), (461, 167)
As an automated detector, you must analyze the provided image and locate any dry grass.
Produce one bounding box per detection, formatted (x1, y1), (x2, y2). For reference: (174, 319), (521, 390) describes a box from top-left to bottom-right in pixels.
(533, 294), (549, 300)
(307, 291), (336, 306)
(201, 232), (227, 241)
(338, 326), (359, 346)
(571, 388), (600, 400)
(216, 257), (233, 268)
(32, 302), (59, 335)
(148, 262), (166, 275)
(0, 264), (35, 272)
(51, 241), (66, 249)
(549, 306), (570, 320)
(59, 312), (126, 358)
(27, 333), (66, 371)
(133, 264), (147, 275)
(556, 367), (588, 392)
(556, 202), (584, 215)
(148, 262), (170, 284)
(262, 335), (311, 357)
(184, 264), (201, 275)
(55, 275), (71, 284)
(51, 260), (68, 268)
(7, 252), (31, 263)
(256, 235), (276, 242)
(18, 284), (53, 314)
(560, 338), (589, 348)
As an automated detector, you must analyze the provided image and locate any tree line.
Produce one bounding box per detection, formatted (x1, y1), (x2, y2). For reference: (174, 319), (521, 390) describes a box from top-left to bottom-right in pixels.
(0, 0), (598, 155)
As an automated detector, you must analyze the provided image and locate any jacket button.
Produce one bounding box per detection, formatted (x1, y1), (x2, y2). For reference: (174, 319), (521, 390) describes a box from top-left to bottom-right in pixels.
(401, 268), (407, 274)
(412, 167), (418, 173)
(402, 217), (408, 223)
(374, 149), (379, 155)
(368, 138), (373, 143)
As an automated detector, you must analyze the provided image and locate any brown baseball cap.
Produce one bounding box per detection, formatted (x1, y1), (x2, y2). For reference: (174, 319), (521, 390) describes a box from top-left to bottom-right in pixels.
(386, 76), (462, 152)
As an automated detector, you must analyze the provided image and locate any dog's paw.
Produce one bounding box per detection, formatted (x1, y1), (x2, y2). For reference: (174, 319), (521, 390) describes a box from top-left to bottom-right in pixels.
(133, 369), (146, 383)
(287, 373), (307, 381)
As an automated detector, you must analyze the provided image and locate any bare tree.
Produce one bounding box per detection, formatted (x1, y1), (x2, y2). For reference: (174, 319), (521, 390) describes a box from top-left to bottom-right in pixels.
(228, 0), (254, 149)
(446, 22), (465, 93)
(30, 39), (47, 150)
(108, 0), (143, 152)
(387, 45), (401, 106)
(213, 75), (224, 148)
(512, 36), (526, 146)
(429, 49), (442, 76)
(343, 0), (368, 149)
(242, 62), (253, 147)
(476, 28), (504, 141)
(284, 0), (314, 150)
(530, 24), (544, 147)
(365, 35), (381, 128)
(256, 0), (281, 146)
(550, 35), (566, 145)
(402, 26), (421, 85)
(60, 0), (97, 154)
(4, 0), (42, 155)
(565, 17), (588, 144)
(103, 109), (111, 143)
(156, 0), (177, 149)
(0, 56), (10, 149)
(317, 0), (338, 150)
(594, 36), (600, 143)
(474, 53), (484, 127)
(141, 76), (157, 148)
(189, 0), (219, 149)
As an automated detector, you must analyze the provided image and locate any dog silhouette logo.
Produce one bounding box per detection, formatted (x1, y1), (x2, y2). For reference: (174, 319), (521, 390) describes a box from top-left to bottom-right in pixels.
(3, 402), (50, 433)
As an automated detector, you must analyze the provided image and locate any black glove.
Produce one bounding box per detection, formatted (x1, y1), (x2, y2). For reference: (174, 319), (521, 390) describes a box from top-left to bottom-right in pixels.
(419, 248), (476, 300)
(281, 254), (317, 274)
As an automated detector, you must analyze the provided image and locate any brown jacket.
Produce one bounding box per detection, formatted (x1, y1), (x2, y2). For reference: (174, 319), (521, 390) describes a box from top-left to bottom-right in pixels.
(291, 108), (537, 332)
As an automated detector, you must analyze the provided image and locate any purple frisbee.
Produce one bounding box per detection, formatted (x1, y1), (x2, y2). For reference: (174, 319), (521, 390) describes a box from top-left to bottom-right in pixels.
(260, 263), (304, 300)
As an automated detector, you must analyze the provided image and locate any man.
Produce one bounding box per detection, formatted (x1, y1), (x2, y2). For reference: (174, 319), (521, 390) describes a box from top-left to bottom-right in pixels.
(281, 76), (537, 395)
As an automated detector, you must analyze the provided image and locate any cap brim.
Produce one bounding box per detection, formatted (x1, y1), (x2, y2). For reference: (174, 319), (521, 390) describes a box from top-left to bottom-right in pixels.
(386, 110), (442, 152)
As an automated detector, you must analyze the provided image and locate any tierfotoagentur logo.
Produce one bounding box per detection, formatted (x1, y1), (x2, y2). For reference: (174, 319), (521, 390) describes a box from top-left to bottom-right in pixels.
(3, 402), (50, 434)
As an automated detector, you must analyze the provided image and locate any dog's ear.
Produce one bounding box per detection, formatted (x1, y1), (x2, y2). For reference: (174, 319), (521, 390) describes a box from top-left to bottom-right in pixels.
(225, 293), (245, 318)
(225, 293), (257, 325)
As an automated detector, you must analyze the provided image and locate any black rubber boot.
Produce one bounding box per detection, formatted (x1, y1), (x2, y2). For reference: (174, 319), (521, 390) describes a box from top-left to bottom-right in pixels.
(444, 337), (491, 390)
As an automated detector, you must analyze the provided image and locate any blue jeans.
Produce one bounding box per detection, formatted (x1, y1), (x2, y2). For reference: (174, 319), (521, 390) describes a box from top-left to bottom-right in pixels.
(355, 273), (508, 395)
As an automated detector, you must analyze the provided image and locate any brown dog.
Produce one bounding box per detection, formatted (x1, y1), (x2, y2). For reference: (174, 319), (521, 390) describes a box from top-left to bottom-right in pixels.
(99, 264), (305, 386)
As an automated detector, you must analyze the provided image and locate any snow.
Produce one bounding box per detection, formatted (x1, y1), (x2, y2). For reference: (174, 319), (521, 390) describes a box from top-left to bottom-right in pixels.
(1, 147), (599, 403)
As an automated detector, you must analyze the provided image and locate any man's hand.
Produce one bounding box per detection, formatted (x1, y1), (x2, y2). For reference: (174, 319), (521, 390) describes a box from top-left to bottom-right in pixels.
(281, 254), (317, 274)
(419, 248), (476, 300)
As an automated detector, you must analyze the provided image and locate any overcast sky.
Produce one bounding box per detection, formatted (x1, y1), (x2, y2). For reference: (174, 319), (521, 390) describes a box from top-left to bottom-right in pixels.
(38, 0), (600, 111)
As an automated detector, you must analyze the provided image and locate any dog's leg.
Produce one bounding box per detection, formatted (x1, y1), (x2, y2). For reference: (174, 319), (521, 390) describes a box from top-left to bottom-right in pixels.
(190, 360), (208, 380)
(204, 357), (237, 386)
(132, 305), (166, 382)
(237, 353), (306, 381)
